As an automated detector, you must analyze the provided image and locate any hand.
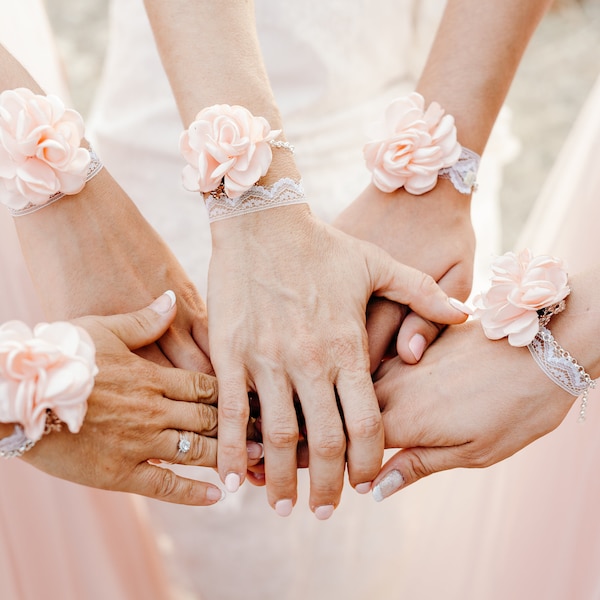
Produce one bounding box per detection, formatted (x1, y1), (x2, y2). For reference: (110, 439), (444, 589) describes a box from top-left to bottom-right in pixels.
(21, 292), (227, 505)
(207, 204), (469, 517)
(334, 179), (475, 369)
(14, 171), (212, 373)
(370, 320), (575, 501)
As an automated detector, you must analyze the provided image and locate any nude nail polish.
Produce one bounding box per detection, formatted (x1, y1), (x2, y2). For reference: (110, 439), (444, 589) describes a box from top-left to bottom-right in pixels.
(275, 499), (293, 517)
(224, 473), (241, 493)
(314, 505), (334, 520)
(448, 297), (473, 316)
(149, 290), (176, 314)
(355, 482), (372, 495)
(408, 333), (427, 362)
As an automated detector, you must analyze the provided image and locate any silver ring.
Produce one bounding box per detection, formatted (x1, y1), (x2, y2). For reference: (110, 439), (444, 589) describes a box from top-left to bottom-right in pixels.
(173, 431), (192, 463)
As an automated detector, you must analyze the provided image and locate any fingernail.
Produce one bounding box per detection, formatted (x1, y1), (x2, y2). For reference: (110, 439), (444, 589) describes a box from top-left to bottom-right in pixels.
(206, 487), (226, 503)
(224, 472), (241, 493)
(246, 441), (264, 460)
(448, 297), (473, 316)
(149, 290), (176, 314)
(355, 482), (372, 495)
(314, 505), (335, 521)
(372, 470), (404, 502)
(408, 333), (427, 362)
(275, 499), (293, 517)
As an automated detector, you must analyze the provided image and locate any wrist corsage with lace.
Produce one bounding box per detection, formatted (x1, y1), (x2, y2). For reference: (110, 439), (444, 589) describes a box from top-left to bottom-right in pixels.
(474, 249), (596, 421)
(0, 320), (98, 458)
(179, 104), (306, 222)
(363, 92), (479, 196)
(0, 88), (103, 216)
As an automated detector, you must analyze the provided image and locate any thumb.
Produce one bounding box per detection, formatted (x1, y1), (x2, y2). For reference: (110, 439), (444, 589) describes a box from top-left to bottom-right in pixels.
(103, 290), (177, 350)
(365, 244), (471, 326)
(370, 446), (463, 501)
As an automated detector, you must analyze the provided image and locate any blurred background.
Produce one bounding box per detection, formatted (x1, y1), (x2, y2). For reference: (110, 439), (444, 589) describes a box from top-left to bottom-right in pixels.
(45, 0), (600, 249)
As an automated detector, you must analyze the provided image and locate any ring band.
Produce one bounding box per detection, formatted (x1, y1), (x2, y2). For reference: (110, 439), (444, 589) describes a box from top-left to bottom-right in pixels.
(173, 431), (192, 463)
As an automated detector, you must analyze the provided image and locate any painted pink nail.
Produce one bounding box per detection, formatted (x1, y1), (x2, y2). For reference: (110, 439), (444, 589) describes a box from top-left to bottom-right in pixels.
(408, 333), (427, 362)
(224, 473), (241, 493)
(314, 505), (334, 520)
(246, 441), (264, 460)
(149, 290), (176, 314)
(275, 499), (293, 517)
(355, 482), (372, 495)
(206, 487), (225, 503)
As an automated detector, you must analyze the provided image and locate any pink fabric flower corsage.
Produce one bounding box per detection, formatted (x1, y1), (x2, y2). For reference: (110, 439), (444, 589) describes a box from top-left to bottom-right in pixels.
(363, 92), (462, 195)
(180, 104), (281, 200)
(0, 321), (98, 441)
(473, 249), (570, 347)
(0, 88), (90, 210)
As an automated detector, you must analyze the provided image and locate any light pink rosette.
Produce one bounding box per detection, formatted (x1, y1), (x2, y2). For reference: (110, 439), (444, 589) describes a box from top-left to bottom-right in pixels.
(363, 92), (462, 195)
(0, 320), (98, 441)
(180, 104), (281, 200)
(473, 249), (570, 347)
(0, 88), (90, 210)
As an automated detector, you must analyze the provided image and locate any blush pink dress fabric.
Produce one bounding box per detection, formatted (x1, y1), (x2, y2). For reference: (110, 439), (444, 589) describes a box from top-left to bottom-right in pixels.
(0, 3), (173, 599)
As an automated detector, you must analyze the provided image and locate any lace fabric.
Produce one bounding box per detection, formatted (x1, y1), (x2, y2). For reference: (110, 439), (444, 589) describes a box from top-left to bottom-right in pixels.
(205, 177), (308, 222)
(528, 326), (596, 421)
(439, 146), (480, 194)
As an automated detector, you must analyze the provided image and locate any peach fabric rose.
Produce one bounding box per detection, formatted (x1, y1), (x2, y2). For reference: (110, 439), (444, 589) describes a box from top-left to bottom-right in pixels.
(0, 320), (97, 441)
(473, 249), (570, 347)
(0, 88), (90, 210)
(180, 104), (281, 200)
(363, 92), (462, 195)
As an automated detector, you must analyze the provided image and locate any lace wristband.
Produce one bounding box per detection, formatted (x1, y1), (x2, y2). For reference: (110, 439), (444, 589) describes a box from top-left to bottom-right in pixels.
(206, 177), (307, 222)
(363, 92), (479, 196)
(528, 327), (596, 422)
(0, 88), (102, 216)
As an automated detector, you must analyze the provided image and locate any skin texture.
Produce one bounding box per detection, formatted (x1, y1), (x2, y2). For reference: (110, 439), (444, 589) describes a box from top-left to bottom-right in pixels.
(371, 268), (600, 499)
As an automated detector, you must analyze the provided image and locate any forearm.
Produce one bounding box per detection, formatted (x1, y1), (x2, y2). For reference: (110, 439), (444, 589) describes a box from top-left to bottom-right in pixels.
(143, 0), (298, 186)
(417, 0), (552, 153)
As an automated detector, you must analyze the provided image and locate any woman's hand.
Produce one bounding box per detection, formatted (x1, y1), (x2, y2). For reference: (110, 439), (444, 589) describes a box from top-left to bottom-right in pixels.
(370, 320), (576, 501)
(208, 204), (469, 517)
(21, 292), (226, 506)
(14, 171), (212, 373)
(334, 179), (475, 369)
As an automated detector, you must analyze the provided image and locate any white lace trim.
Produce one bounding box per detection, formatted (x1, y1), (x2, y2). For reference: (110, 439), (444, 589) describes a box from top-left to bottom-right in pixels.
(9, 148), (104, 217)
(439, 147), (480, 194)
(205, 177), (307, 222)
(528, 326), (596, 421)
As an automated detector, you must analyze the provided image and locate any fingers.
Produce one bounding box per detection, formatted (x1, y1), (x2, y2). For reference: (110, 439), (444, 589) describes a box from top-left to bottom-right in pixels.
(100, 290), (178, 350)
(336, 368), (384, 489)
(159, 325), (214, 373)
(296, 380), (347, 519)
(371, 446), (468, 502)
(157, 429), (218, 467)
(255, 374), (299, 512)
(156, 364), (218, 404)
(365, 298), (406, 372)
(131, 462), (224, 506)
(396, 265), (473, 363)
(365, 245), (471, 326)
(216, 370), (251, 493)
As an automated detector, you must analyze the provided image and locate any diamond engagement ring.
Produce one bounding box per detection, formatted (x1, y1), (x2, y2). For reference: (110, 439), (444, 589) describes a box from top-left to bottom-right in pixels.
(174, 431), (192, 463)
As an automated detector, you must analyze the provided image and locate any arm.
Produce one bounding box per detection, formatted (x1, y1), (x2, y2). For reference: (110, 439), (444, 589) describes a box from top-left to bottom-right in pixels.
(370, 266), (600, 499)
(144, 0), (469, 517)
(0, 43), (211, 373)
(334, 0), (552, 367)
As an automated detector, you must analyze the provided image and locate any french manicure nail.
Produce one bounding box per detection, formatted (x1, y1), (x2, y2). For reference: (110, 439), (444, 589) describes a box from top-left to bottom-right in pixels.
(206, 487), (226, 503)
(149, 290), (176, 314)
(246, 441), (264, 460)
(408, 333), (427, 362)
(224, 473), (241, 493)
(314, 505), (335, 521)
(372, 470), (404, 502)
(275, 499), (293, 517)
(448, 297), (473, 316)
(355, 482), (372, 495)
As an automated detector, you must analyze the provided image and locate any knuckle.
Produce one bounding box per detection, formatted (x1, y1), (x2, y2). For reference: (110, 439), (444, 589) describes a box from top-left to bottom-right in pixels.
(151, 468), (180, 500)
(190, 435), (216, 466)
(193, 374), (218, 401)
(219, 400), (250, 425)
(405, 451), (433, 480)
(415, 272), (439, 298)
(196, 404), (218, 435)
(330, 329), (369, 372)
(311, 431), (346, 460)
(264, 426), (299, 450)
(346, 411), (382, 441)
